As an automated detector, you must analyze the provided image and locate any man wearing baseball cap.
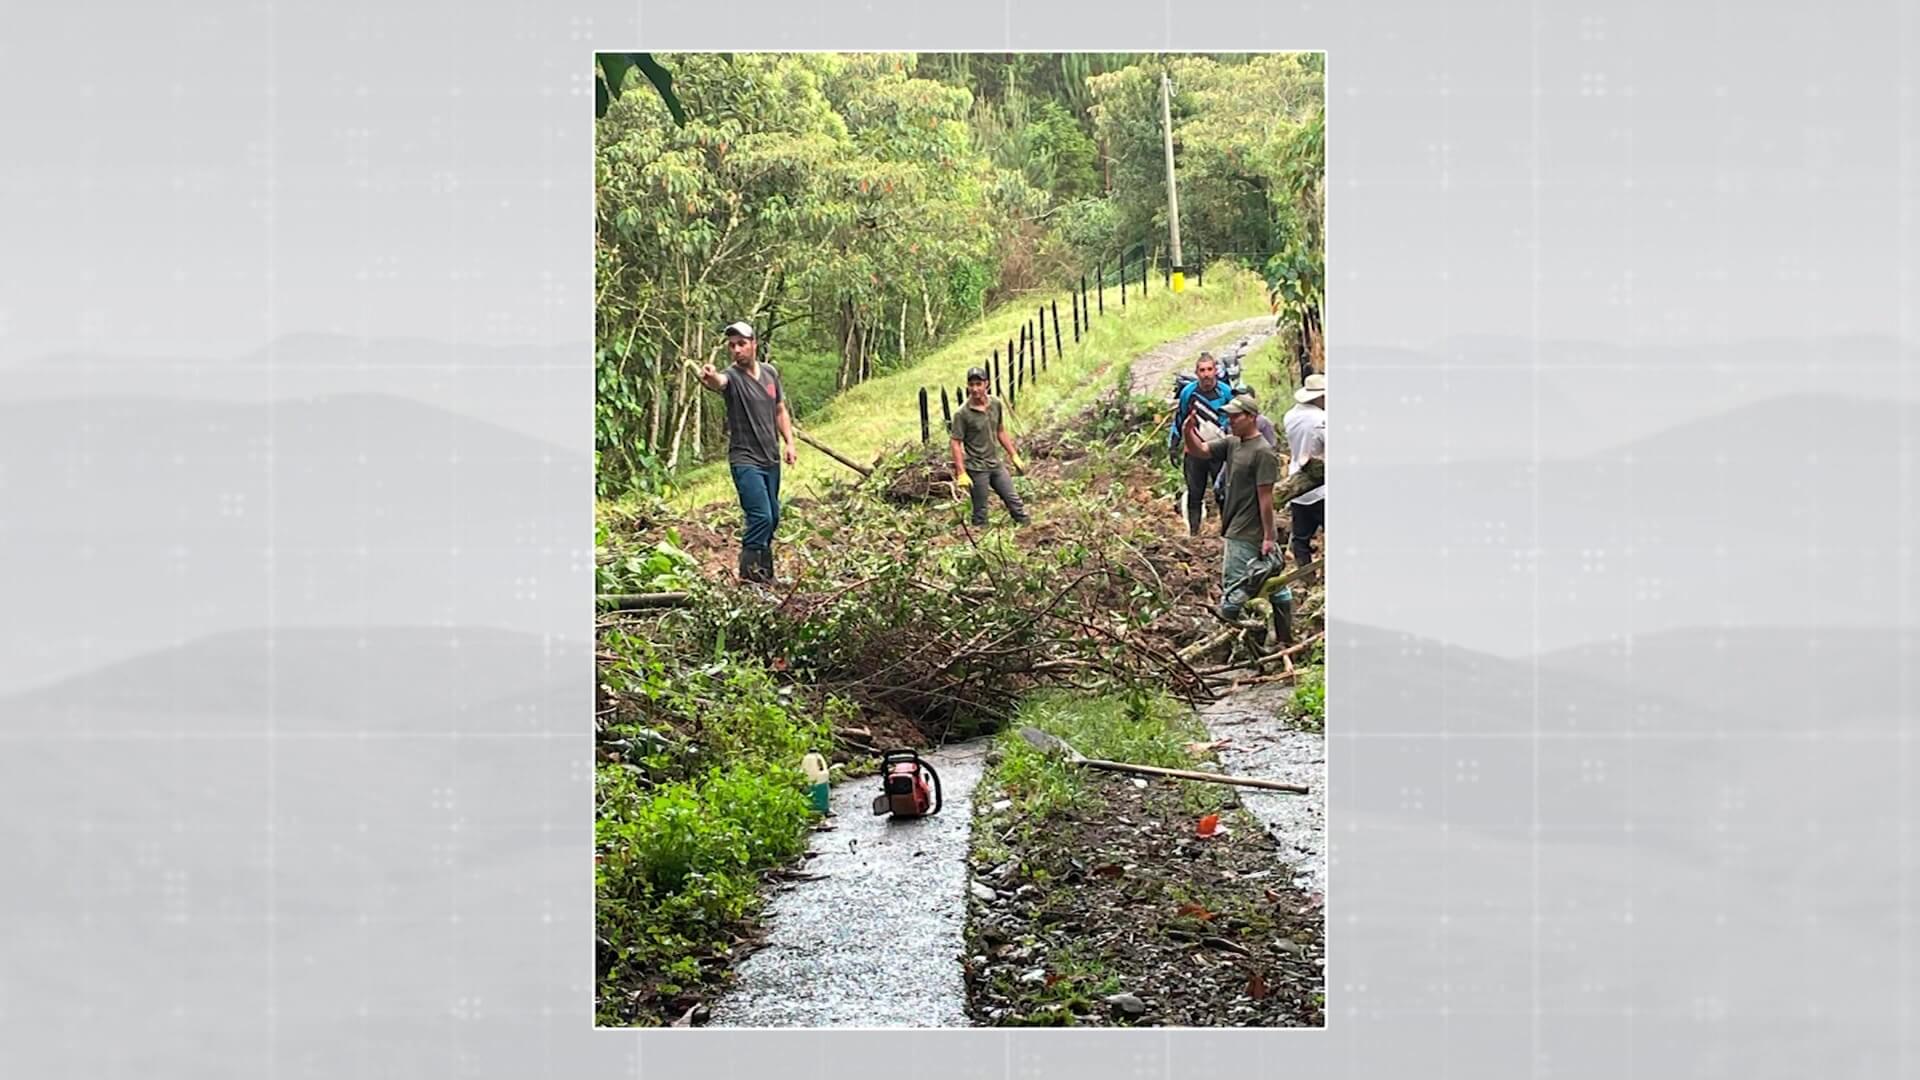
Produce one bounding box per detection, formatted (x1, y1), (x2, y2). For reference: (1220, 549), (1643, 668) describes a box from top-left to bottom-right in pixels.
(1169, 352), (1236, 535)
(949, 366), (1030, 527)
(698, 321), (796, 583)
(1280, 372), (1326, 575)
(1181, 394), (1280, 622)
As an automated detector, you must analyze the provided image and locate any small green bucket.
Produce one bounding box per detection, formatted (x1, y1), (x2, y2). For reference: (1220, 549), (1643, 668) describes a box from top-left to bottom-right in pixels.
(809, 782), (831, 814)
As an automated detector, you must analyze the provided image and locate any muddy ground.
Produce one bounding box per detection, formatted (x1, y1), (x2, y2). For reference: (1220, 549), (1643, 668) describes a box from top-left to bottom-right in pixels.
(961, 768), (1326, 1027)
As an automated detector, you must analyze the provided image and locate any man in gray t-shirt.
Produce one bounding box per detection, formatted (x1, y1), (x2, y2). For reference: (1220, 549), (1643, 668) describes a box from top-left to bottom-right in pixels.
(1183, 396), (1279, 623)
(699, 321), (796, 583)
(949, 366), (1030, 527)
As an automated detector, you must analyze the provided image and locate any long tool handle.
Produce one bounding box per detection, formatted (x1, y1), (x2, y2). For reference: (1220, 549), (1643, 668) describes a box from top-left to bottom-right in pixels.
(1079, 758), (1309, 794)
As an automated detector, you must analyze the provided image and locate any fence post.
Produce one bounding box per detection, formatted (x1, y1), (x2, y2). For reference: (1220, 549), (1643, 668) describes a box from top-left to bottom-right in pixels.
(1195, 261), (1204, 288)
(1121, 255), (1128, 306)
(1050, 299), (1062, 361)
(940, 386), (952, 426)
(1142, 248), (1149, 292)
(993, 349), (1002, 395)
(1098, 264), (1104, 315)
(919, 387), (930, 444)
(1072, 288), (1081, 342)
(1037, 307), (1047, 366)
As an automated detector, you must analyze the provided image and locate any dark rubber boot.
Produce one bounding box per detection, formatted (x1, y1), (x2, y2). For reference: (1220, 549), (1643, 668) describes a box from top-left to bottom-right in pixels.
(758, 546), (776, 583)
(1271, 588), (1295, 645)
(737, 547), (755, 582)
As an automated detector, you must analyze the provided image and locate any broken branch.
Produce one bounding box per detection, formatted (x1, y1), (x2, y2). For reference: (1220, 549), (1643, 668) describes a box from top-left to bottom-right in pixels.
(794, 429), (873, 477)
(599, 592), (693, 610)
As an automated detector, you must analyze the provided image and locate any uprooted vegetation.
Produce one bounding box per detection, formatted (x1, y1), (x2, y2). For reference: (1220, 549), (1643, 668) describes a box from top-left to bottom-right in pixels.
(594, 386), (1327, 1027)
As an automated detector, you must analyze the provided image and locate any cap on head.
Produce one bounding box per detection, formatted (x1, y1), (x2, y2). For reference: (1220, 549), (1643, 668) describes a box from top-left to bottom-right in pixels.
(1223, 396), (1258, 417)
(722, 321), (756, 340)
(1294, 373), (1326, 404)
(966, 366), (989, 383)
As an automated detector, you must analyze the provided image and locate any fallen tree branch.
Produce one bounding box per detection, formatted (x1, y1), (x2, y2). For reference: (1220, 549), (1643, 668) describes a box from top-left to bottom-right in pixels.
(599, 592), (693, 610)
(795, 429), (872, 477)
(1178, 626), (1240, 664)
(1215, 630), (1326, 676)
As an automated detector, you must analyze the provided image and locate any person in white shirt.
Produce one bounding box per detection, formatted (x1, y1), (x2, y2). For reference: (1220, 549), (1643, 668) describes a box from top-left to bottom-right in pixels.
(1280, 373), (1326, 573)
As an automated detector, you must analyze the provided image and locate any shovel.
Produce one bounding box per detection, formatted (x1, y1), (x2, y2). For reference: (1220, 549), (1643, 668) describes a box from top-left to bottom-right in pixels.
(1017, 727), (1309, 794)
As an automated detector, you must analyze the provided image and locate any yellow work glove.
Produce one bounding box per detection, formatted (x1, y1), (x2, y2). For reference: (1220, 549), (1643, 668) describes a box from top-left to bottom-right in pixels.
(955, 470), (973, 491)
(1009, 453), (1026, 474)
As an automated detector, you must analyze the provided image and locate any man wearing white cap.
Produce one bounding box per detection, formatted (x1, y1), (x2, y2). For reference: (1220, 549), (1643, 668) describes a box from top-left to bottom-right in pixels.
(699, 321), (796, 583)
(1280, 372), (1327, 573)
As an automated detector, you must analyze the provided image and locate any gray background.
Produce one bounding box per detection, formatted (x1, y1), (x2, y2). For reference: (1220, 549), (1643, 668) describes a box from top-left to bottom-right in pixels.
(1, 0), (1914, 1077)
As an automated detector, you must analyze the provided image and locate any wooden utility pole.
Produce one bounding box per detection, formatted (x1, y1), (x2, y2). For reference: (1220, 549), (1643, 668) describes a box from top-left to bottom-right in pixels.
(1160, 71), (1186, 293)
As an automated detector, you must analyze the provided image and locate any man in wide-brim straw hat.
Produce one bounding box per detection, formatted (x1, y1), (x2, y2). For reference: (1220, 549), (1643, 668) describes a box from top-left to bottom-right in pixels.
(1280, 372), (1327, 574)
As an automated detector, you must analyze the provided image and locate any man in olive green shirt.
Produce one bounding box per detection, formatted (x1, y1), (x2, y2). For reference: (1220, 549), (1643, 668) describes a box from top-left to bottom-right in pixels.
(1182, 396), (1279, 620)
(950, 366), (1030, 527)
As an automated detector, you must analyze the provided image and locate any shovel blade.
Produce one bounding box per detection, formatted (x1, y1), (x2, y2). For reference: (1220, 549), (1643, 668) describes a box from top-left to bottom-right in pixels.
(1018, 725), (1085, 763)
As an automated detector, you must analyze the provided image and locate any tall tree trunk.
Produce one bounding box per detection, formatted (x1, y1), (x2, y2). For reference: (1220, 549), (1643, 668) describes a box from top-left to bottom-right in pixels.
(921, 279), (939, 340)
(837, 308), (856, 390)
(665, 361), (693, 471)
(646, 348), (663, 450)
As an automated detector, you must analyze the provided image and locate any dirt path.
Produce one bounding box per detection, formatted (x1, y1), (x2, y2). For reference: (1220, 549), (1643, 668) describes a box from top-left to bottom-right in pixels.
(707, 741), (990, 1028)
(1126, 315), (1278, 398)
(1197, 683), (1327, 897)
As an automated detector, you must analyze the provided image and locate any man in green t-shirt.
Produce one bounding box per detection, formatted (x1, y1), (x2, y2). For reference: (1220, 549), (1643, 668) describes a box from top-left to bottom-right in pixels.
(949, 366), (1031, 527)
(1182, 396), (1279, 621)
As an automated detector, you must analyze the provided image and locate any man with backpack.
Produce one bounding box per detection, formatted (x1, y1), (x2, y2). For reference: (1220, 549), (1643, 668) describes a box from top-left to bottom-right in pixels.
(1168, 352), (1237, 536)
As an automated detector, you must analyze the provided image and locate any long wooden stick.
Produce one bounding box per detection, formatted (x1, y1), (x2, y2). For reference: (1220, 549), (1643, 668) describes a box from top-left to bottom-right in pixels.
(1079, 757), (1310, 794)
(794, 429), (872, 477)
(1019, 726), (1307, 794)
(598, 592), (692, 610)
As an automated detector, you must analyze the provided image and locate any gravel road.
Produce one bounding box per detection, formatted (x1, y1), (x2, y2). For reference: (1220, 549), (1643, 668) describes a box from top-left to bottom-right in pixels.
(707, 741), (990, 1028)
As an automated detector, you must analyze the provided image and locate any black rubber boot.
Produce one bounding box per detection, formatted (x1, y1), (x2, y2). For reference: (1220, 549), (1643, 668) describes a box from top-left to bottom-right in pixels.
(1271, 588), (1295, 645)
(758, 546), (776, 583)
(737, 547), (756, 582)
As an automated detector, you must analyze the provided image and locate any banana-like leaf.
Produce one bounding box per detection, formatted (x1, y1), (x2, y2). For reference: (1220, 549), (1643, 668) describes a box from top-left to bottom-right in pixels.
(595, 52), (685, 126)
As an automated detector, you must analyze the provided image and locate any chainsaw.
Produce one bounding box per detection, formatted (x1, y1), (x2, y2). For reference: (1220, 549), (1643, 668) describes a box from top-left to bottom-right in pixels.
(871, 749), (942, 819)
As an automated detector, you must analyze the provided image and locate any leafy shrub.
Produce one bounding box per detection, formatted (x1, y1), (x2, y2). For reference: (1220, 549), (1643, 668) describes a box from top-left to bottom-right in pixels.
(1291, 668), (1325, 731)
(597, 525), (701, 594)
(595, 759), (816, 1024)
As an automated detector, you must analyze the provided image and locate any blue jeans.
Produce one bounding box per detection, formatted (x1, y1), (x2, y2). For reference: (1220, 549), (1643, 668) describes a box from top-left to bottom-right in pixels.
(730, 463), (781, 550)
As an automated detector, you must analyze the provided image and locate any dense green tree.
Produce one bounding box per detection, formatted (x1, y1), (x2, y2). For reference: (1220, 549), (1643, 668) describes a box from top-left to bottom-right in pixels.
(594, 52), (1324, 498)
